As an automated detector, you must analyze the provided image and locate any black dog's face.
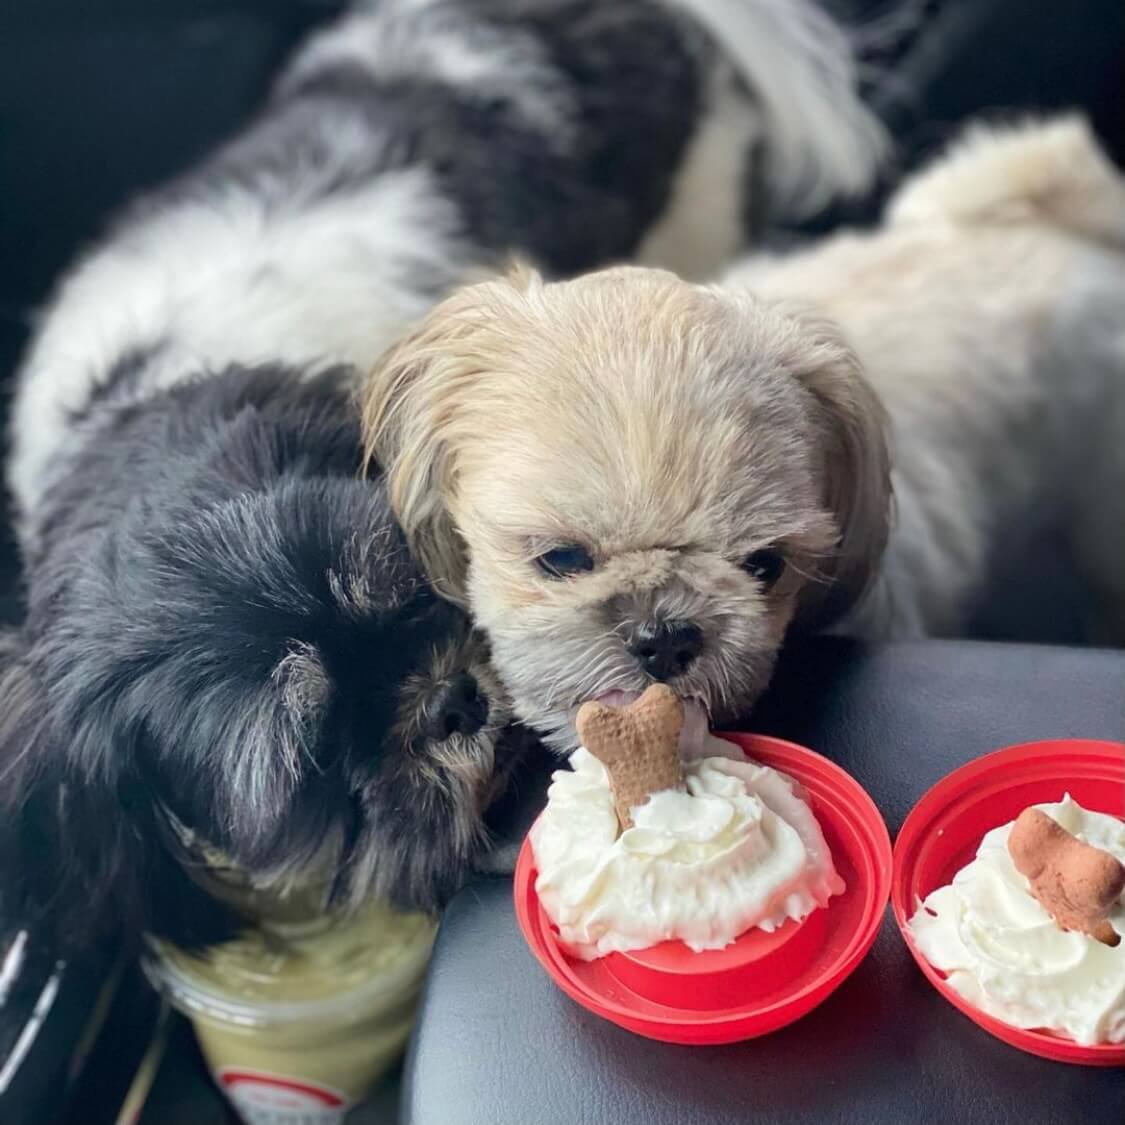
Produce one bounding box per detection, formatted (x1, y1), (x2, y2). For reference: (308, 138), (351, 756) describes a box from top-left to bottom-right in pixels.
(6, 466), (529, 950)
(125, 480), (527, 911)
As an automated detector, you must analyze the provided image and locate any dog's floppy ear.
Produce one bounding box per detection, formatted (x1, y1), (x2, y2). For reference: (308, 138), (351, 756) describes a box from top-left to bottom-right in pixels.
(772, 303), (892, 629)
(0, 629), (238, 953)
(0, 628), (123, 952)
(362, 265), (538, 603)
(0, 630), (59, 944)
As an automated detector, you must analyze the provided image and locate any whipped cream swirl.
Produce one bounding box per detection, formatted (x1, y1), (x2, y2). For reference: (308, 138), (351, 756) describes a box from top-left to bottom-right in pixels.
(531, 741), (844, 960)
(909, 795), (1125, 1046)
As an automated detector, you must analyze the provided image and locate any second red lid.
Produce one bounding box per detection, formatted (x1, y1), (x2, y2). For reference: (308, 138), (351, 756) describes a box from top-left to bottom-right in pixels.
(892, 738), (1125, 1067)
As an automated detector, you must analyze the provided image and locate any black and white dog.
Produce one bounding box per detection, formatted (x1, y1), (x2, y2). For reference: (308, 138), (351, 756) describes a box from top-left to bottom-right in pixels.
(0, 0), (882, 951)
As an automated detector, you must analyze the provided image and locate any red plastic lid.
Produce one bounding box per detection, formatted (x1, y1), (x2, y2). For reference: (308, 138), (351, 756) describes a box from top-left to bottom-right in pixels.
(514, 733), (892, 1045)
(892, 738), (1125, 1067)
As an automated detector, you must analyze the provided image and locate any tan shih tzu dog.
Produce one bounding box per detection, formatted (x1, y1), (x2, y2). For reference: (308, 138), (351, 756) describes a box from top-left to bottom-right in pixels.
(364, 116), (1125, 750)
(361, 272), (890, 749)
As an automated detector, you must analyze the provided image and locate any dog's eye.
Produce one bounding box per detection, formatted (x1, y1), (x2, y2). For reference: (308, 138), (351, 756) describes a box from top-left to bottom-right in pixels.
(741, 548), (786, 588)
(535, 545), (595, 579)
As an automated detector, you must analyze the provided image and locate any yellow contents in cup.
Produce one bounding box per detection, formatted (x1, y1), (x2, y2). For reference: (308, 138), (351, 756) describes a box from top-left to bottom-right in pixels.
(145, 891), (435, 1125)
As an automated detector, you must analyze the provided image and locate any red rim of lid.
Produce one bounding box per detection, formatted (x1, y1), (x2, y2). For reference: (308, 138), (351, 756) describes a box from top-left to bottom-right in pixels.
(514, 732), (892, 1045)
(892, 738), (1125, 1067)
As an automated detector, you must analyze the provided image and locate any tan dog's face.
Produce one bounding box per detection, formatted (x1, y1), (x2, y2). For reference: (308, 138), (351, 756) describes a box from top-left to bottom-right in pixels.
(365, 267), (889, 750)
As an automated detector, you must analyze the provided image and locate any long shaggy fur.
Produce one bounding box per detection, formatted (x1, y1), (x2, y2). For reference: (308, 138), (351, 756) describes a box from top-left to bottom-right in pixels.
(1, 369), (531, 949)
(725, 115), (1125, 641)
(8, 0), (883, 538)
(363, 267), (890, 747)
(6, 0), (897, 952)
(365, 115), (1125, 748)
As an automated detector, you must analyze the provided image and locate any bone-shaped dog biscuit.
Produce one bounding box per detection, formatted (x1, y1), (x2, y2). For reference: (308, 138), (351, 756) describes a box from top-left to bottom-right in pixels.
(1008, 807), (1125, 946)
(576, 684), (686, 830)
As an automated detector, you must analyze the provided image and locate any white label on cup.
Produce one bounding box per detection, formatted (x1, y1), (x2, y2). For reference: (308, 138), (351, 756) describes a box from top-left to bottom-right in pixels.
(217, 1068), (352, 1125)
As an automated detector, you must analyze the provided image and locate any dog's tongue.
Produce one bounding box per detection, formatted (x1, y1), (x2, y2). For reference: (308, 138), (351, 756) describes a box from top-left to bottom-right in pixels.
(594, 690), (641, 709)
(592, 690), (710, 761)
(679, 700), (710, 761)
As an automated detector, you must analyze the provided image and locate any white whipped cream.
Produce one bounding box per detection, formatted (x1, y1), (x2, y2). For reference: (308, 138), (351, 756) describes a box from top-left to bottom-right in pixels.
(908, 795), (1125, 1046)
(531, 741), (844, 960)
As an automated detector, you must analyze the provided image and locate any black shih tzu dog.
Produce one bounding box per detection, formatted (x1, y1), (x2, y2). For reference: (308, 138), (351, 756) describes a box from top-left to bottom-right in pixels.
(0, 0), (880, 951)
(1, 368), (529, 949)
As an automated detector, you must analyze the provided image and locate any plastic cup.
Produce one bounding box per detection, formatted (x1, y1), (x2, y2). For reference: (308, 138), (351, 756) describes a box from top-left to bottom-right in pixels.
(144, 904), (435, 1124)
(515, 732), (892, 1044)
(891, 738), (1125, 1067)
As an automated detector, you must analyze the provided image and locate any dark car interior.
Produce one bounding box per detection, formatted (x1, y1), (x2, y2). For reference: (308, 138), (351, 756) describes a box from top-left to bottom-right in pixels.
(1, 3), (1123, 1123)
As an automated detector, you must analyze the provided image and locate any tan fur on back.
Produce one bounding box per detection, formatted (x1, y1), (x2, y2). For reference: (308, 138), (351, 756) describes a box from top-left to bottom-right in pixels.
(725, 115), (1125, 640)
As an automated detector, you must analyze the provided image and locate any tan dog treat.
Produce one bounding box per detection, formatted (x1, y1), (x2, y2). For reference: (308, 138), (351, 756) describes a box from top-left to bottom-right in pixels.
(1008, 807), (1125, 946)
(576, 685), (686, 830)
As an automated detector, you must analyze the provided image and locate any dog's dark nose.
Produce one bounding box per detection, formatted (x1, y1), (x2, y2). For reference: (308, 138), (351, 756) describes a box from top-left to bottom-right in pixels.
(432, 672), (488, 739)
(629, 621), (704, 682)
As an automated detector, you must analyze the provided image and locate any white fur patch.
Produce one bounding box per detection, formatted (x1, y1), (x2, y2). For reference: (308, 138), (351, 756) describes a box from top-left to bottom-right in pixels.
(9, 166), (468, 520)
(665, 0), (887, 215)
(283, 0), (576, 144)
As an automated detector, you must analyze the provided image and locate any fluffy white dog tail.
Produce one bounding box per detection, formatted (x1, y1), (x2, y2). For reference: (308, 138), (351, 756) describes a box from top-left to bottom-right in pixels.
(888, 115), (1125, 249)
(667, 0), (888, 217)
